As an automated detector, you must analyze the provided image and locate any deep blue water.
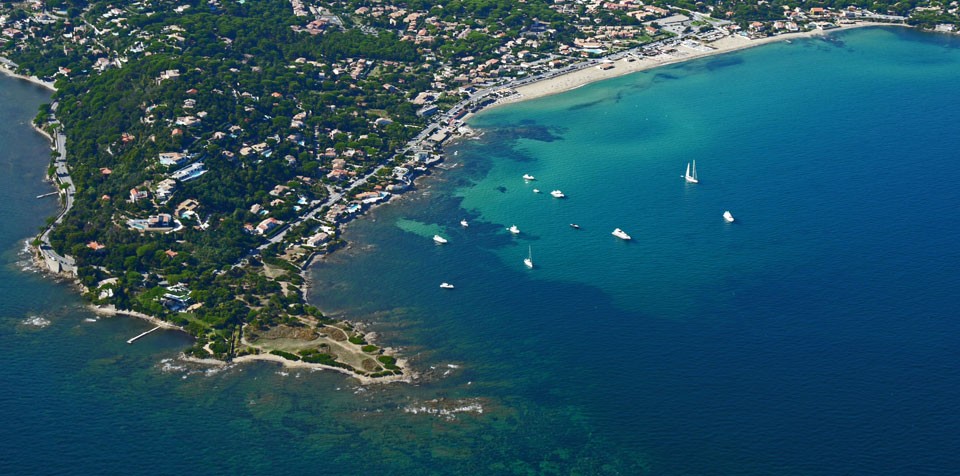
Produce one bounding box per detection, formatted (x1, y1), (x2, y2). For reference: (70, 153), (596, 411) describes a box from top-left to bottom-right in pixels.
(3, 26), (960, 475)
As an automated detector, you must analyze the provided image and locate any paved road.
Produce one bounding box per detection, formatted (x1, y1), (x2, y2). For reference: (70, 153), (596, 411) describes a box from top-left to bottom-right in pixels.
(38, 102), (78, 272)
(252, 35), (702, 257)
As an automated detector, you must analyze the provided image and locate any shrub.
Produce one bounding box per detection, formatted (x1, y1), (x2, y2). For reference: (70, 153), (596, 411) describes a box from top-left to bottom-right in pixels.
(269, 350), (301, 361)
(348, 335), (366, 345)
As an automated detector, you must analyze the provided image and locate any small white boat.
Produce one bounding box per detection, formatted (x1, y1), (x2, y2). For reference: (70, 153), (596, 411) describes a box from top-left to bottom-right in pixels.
(460, 219), (469, 227)
(723, 211), (735, 223)
(522, 174), (536, 181)
(533, 189), (541, 194)
(440, 282), (455, 289)
(550, 190), (565, 198)
(612, 228), (632, 240)
(507, 225), (520, 235)
(524, 246), (533, 269)
(683, 160), (699, 184)
(570, 223), (580, 229)
(433, 234), (448, 244)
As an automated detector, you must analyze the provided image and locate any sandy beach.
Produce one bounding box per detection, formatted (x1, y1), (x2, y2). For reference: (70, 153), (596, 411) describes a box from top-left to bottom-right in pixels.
(89, 304), (184, 330)
(496, 23), (892, 107)
(7, 20), (896, 385)
(0, 58), (56, 91)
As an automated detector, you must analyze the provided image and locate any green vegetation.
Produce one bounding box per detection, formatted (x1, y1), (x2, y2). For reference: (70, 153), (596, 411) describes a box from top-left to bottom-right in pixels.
(377, 355), (399, 370)
(270, 350), (302, 361)
(348, 335), (367, 345)
(1, 0), (951, 379)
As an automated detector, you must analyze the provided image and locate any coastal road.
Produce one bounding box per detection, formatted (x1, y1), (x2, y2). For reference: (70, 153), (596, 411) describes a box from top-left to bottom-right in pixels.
(250, 33), (704, 257)
(254, 56), (626, 255)
(38, 103), (78, 272)
(256, 113), (448, 255)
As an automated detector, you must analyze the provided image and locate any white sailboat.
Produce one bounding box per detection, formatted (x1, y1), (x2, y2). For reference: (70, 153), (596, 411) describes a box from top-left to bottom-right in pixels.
(524, 246), (533, 269)
(522, 174), (536, 181)
(507, 225), (520, 235)
(460, 219), (469, 227)
(550, 190), (565, 198)
(433, 234), (448, 244)
(440, 282), (455, 289)
(723, 211), (735, 223)
(684, 160), (699, 184)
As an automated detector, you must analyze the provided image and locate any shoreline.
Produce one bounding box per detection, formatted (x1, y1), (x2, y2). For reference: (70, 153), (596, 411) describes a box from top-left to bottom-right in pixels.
(31, 122), (53, 143)
(87, 304), (184, 331)
(9, 21), (901, 384)
(0, 57), (57, 91)
(490, 22), (898, 109)
(180, 352), (414, 384)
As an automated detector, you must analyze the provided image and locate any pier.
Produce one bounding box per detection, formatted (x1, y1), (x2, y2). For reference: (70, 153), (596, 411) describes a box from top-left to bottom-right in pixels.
(127, 325), (161, 344)
(36, 191), (58, 199)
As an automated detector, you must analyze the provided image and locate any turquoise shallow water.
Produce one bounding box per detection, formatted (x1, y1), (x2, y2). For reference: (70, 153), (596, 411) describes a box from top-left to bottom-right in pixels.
(3, 27), (960, 474)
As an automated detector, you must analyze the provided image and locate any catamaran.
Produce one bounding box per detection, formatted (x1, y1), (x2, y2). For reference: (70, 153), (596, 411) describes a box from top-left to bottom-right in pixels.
(684, 160), (699, 184)
(723, 211), (735, 223)
(433, 234), (448, 244)
(612, 228), (632, 240)
(524, 246), (534, 269)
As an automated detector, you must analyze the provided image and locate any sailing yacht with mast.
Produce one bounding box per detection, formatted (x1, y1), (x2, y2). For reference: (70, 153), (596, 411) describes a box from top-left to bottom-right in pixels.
(684, 160), (699, 184)
(524, 246), (533, 269)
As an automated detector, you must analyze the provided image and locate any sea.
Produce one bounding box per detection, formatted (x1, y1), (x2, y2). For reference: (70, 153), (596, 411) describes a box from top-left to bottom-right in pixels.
(2, 26), (960, 475)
